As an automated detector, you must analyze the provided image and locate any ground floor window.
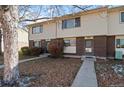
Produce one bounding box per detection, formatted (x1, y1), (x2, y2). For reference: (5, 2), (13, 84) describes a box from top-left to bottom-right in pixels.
(34, 41), (41, 47)
(116, 39), (124, 48)
(64, 38), (76, 47)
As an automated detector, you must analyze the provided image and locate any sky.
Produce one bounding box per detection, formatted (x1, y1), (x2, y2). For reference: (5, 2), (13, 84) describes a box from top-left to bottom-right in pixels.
(19, 5), (121, 29)
(20, 5), (101, 19)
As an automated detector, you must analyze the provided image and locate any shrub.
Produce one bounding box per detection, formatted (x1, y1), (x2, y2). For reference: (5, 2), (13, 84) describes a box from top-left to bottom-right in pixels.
(48, 39), (64, 58)
(21, 47), (30, 55)
(30, 47), (42, 56)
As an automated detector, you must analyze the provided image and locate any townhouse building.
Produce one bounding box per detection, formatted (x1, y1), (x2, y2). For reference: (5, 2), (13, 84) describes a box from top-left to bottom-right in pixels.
(27, 6), (124, 59)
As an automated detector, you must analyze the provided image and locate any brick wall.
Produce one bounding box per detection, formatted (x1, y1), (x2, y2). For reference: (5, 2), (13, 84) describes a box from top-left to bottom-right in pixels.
(107, 36), (115, 57)
(29, 40), (34, 48)
(76, 37), (85, 55)
(94, 36), (107, 57)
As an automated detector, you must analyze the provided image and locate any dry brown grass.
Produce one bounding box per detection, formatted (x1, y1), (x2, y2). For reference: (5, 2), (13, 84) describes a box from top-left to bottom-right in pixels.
(0, 57), (82, 87)
(95, 59), (124, 87)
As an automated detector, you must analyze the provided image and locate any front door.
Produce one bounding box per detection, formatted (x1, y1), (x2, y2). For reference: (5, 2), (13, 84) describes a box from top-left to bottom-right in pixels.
(85, 39), (93, 55)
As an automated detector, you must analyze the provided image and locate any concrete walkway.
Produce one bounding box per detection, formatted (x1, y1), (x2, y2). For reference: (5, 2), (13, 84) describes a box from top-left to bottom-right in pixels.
(0, 54), (49, 69)
(71, 58), (98, 87)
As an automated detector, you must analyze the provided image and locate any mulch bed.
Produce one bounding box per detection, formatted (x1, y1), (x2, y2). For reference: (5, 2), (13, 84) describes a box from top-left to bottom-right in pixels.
(0, 57), (82, 87)
(95, 59), (124, 87)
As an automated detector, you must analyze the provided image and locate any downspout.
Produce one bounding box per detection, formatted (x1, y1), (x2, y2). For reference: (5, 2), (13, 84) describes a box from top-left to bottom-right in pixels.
(55, 20), (57, 39)
(106, 6), (109, 58)
(107, 6), (109, 36)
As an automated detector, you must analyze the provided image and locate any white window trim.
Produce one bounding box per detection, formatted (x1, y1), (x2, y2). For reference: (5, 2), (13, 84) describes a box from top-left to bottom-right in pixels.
(64, 38), (76, 47)
(62, 17), (80, 29)
(32, 25), (43, 34)
(120, 11), (124, 23)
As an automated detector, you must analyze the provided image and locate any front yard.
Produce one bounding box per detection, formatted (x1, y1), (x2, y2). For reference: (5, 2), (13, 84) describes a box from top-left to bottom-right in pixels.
(95, 59), (124, 87)
(0, 57), (82, 87)
(0, 55), (36, 65)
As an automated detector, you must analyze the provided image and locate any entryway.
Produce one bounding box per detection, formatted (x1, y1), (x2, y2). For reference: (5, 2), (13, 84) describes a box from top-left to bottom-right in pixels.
(85, 39), (94, 56)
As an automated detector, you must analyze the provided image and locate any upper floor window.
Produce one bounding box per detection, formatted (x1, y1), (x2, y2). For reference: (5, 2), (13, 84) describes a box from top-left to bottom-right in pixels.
(62, 17), (80, 29)
(120, 12), (124, 23)
(32, 26), (43, 34)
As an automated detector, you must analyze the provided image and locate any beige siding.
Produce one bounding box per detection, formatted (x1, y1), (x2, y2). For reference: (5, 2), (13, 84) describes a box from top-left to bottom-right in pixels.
(57, 11), (108, 38)
(29, 23), (56, 40)
(18, 30), (29, 50)
(18, 30), (28, 43)
(28, 8), (124, 40)
(82, 12), (108, 36)
(108, 11), (124, 35)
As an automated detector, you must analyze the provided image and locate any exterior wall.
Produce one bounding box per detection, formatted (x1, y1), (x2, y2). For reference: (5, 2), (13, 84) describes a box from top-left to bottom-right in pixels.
(63, 38), (76, 54)
(57, 11), (108, 38)
(94, 36), (107, 57)
(29, 40), (34, 48)
(28, 9), (124, 40)
(41, 40), (46, 48)
(18, 29), (29, 50)
(64, 46), (76, 54)
(107, 36), (115, 57)
(29, 23), (56, 40)
(28, 7), (124, 57)
(76, 37), (85, 55)
(108, 11), (124, 35)
(82, 12), (108, 36)
(18, 42), (29, 51)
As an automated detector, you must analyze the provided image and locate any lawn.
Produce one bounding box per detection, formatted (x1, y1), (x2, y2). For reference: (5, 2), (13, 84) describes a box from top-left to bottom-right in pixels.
(0, 57), (82, 87)
(95, 59), (124, 87)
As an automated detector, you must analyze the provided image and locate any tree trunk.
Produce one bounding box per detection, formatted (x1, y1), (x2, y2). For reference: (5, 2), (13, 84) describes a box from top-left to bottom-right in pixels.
(0, 6), (19, 84)
(0, 29), (2, 55)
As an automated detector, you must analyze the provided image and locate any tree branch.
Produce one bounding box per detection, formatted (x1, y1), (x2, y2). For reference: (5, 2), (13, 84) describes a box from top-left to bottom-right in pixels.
(19, 17), (50, 22)
(72, 5), (92, 11)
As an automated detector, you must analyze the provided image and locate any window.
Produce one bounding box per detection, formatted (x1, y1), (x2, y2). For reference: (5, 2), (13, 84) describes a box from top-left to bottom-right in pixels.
(34, 41), (41, 47)
(64, 38), (76, 47)
(120, 12), (124, 22)
(85, 40), (92, 48)
(116, 39), (124, 48)
(32, 26), (43, 34)
(62, 17), (80, 29)
(75, 17), (80, 27)
(64, 40), (71, 46)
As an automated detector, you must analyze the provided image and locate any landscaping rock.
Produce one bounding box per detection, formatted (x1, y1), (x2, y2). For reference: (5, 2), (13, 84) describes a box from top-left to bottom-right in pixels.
(112, 64), (124, 77)
(95, 59), (124, 87)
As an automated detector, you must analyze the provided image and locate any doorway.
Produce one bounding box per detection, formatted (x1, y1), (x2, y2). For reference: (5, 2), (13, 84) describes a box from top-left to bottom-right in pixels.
(85, 39), (93, 55)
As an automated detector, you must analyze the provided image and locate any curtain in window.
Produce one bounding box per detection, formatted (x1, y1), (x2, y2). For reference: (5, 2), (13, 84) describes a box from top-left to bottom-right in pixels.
(32, 26), (43, 34)
(75, 17), (80, 27)
(66, 19), (75, 28)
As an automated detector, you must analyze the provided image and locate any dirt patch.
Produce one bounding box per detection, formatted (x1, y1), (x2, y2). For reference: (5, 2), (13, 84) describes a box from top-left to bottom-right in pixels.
(95, 59), (124, 87)
(0, 57), (82, 87)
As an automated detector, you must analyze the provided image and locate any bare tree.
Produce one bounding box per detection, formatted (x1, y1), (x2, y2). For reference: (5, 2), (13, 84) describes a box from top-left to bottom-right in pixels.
(0, 5), (19, 85)
(0, 5), (102, 86)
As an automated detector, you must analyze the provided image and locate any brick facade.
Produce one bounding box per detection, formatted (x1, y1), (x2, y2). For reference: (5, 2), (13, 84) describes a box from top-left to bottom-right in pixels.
(29, 36), (115, 58)
(76, 37), (85, 55)
(41, 40), (46, 48)
(94, 36), (107, 57)
(107, 36), (115, 57)
(29, 40), (34, 48)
